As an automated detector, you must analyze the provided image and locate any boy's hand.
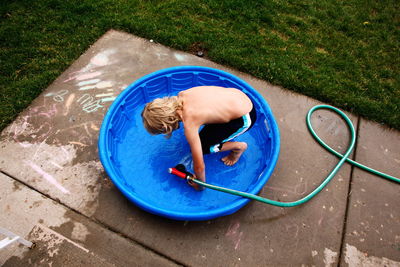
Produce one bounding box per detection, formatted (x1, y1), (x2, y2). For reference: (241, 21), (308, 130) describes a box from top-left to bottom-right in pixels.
(188, 175), (204, 191)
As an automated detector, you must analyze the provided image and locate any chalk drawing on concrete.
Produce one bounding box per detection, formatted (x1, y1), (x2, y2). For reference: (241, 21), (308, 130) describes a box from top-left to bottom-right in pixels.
(78, 79), (101, 88)
(45, 90), (69, 103)
(77, 94), (104, 113)
(63, 48), (117, 83)
(76, 71), (102, 81)
(57, 48), (121, 113)
(7, 103), (58, 147)
(225, 221), (244, 250)
(2, 140), (103, 216)
(78, 80), (114, 91)
(3, 94), (102, 153)
(25, 160), (71, 194)
(64, 71), (102, 83)
(63, 93), (75, 115)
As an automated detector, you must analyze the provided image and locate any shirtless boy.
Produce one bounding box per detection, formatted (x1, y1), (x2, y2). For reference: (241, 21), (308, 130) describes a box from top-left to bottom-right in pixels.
(141, 86), (257, 189)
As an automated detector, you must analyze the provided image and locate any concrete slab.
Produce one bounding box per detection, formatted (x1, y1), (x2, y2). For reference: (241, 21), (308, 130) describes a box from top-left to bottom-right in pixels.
(0, 172), (179, 266)
(340, 119), (400, 266)
(0, 29), (377, 266)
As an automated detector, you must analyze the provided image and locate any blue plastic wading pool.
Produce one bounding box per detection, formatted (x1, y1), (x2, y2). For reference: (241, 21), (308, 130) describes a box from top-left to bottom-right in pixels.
(98, 66), (280, 221)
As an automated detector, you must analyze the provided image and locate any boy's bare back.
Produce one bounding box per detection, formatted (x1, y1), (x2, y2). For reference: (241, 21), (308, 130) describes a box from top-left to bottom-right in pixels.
(178, 86), (253, 127)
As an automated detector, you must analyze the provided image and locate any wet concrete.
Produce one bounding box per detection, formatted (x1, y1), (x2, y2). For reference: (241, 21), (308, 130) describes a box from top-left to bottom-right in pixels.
(0, 30), (399, 266)
(0, 173), (179, 266)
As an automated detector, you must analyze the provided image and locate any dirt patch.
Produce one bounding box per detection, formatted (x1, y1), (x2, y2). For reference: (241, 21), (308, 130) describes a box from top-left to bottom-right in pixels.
(188, 42), (209, 58)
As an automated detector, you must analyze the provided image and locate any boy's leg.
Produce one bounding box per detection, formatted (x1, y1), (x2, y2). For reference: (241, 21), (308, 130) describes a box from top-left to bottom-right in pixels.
(219, 142), (248, 166)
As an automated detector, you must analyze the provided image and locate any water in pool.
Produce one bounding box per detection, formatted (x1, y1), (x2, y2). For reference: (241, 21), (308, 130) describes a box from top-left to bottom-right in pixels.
(116, 104), (268, 214)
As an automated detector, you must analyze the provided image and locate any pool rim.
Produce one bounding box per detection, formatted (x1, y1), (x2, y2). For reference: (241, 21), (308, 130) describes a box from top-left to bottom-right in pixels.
(98, 66), (280, 220)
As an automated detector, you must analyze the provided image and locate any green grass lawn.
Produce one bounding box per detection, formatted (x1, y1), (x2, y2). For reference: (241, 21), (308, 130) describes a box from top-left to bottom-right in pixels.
(1, 0), (399, 130)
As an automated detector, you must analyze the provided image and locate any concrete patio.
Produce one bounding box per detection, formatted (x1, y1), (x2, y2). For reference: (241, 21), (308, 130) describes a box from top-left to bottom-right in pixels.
(0, 30), (399, 266)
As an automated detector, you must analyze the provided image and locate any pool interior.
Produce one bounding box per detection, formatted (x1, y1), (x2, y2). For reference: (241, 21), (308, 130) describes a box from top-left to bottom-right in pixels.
(104, 71), (275, 217)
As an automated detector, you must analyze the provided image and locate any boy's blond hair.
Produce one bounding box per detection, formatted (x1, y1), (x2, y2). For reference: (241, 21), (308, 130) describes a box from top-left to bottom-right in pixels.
(141, 96), (182, 137)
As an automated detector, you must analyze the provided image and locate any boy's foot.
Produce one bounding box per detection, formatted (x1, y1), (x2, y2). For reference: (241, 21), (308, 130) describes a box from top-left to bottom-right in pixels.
(221, 142), (247, 166)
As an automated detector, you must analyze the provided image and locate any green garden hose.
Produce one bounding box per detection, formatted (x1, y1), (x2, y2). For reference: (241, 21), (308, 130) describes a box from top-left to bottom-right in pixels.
(189, 105), (400, 207)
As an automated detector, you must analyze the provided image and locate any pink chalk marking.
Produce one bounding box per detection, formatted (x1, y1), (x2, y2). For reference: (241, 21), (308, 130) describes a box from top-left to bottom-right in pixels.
(226, 222), (240, 236)
(26, 161), (70, 194)
(38, 104), (58, 118)
(235, 232), (243, 250)
(63, 71), (102, 83)
(63, 70), (84, 83)
(36, 122), (52, 141)
(225, 222), (243, 250)
(10, 102), (62, 147)
(63, 76), (78, 83)
(11, 118), (28, 136)
(76, 71), (102, 81)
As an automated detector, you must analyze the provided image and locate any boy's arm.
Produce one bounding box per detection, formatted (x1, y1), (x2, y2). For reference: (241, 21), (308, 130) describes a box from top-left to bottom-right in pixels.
(184, 125), (206, 185)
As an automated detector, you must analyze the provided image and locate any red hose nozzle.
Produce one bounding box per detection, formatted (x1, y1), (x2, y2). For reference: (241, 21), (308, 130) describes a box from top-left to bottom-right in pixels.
(168, 167), (188, 179)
